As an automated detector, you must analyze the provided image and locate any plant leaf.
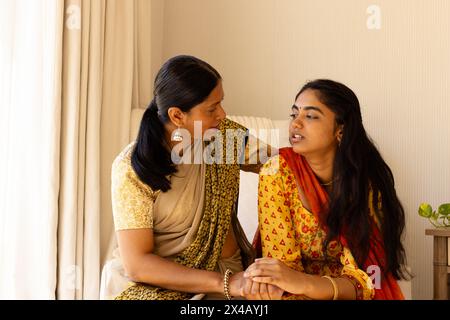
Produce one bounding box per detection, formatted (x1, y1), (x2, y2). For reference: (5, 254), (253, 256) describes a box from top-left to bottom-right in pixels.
(438, 203), (450, 216)
(418, 203), (432, 218)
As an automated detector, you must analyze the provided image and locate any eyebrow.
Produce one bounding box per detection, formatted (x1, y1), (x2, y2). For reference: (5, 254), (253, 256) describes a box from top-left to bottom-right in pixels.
(292, 105), (324, 115)
(209, 96), (225, 107)
(208, 102), (220, 108)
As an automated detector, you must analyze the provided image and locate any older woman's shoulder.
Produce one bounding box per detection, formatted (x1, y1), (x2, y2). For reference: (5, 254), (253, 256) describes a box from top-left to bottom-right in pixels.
(113, 142), (136, 166)
(219, 118), (247, 132)
(111, 142), (156, 196)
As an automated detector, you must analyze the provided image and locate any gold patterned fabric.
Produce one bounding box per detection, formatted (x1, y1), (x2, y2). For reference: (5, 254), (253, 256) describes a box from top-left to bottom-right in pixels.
(112, 142), (207, 259)
(114, 118), (248, 300)
(112, 142), (158, 231)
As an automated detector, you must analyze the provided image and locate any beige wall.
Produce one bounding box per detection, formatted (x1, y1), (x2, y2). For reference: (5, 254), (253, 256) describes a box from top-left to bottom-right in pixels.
(150, 0), (165, 90)
(155, 0), (450, 299)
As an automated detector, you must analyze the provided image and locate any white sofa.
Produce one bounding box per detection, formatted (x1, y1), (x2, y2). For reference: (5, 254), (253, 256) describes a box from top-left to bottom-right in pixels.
(112, 109), (412, 299)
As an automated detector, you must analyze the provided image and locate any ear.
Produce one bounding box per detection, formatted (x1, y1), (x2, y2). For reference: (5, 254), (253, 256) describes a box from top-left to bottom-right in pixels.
(336, 124), (344, 142)
(167, 107), (187, 127)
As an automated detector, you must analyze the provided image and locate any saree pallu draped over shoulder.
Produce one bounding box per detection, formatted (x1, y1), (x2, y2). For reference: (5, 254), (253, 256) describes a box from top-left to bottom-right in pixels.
(280, 147), (404, 300)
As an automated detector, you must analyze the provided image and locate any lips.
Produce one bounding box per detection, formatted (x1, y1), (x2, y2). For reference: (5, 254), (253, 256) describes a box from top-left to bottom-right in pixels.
(290, 133), (305, 143)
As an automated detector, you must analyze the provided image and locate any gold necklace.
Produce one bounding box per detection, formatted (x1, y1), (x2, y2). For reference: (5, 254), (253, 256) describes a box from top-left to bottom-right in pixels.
(320, 180), (333, 186)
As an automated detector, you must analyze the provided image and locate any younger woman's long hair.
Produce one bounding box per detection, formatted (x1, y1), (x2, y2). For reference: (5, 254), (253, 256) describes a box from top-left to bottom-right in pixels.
(131, 55), (221, 192)
(296, 79), (409, 280)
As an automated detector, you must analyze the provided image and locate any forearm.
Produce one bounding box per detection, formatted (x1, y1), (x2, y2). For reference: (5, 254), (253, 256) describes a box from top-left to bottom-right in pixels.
(129, 253), (223, 294)
(302, 274), (356, 300)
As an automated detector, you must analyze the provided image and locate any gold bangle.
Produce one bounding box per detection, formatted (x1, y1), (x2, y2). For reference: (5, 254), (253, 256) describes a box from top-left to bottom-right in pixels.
(322, 275), (339, 300)
(223, 269), (233, 300)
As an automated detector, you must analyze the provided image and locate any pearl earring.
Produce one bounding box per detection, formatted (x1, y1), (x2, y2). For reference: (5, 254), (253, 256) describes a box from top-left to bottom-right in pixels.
(172, 127), (183, 142)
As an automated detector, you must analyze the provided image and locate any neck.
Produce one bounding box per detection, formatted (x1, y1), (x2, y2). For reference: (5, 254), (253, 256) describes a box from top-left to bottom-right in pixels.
(303, 149), (336, 186)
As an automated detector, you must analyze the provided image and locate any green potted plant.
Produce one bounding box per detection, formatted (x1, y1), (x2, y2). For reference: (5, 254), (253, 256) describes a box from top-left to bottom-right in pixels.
(418, 203), (450, 227)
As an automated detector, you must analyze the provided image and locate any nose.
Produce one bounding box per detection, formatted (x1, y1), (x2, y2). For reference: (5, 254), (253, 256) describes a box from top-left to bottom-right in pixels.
(217, 105), (226, 121)
(291, 116), (303, 129)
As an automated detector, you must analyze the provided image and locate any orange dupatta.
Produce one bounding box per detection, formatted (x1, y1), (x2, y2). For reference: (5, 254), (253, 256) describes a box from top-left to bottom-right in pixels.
(253, 147), (404, 300)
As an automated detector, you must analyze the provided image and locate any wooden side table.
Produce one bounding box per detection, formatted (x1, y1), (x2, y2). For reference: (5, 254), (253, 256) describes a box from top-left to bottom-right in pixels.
(425, 228), (450, 300)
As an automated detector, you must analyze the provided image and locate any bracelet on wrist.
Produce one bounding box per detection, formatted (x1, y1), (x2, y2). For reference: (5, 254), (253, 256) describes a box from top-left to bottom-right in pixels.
(223, 268), (233, 300)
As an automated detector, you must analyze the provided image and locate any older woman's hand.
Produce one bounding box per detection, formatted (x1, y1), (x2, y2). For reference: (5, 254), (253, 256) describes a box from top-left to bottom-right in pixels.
(240, 276), (284, 300)
(229, 271), (283, 300)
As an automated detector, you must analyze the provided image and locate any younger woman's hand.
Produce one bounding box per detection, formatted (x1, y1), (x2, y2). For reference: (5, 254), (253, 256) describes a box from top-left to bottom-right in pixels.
(244, 258), (307, 295)
(241, 276), (284, 300)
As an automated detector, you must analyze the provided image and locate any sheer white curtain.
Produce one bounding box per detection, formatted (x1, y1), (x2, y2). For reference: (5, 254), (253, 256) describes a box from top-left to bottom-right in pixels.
(0, 0), (153, 299)
(0, 0), (63, 299)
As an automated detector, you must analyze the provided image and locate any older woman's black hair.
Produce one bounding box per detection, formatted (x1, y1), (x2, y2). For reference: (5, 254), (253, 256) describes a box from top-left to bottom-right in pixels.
(297, 79), (409, 280)
(131, 55), (221, 192)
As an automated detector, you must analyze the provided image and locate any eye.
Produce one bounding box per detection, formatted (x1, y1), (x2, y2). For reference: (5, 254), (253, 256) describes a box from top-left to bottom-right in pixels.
(289, 113), (298, 120)
(306, 113), (319, 120)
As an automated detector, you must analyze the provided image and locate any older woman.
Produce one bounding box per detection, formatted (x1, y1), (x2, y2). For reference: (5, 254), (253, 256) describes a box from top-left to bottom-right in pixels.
(108, 55), (280, 300)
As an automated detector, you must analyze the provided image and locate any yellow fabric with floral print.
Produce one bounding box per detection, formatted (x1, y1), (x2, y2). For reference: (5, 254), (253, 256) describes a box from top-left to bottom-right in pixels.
(258, 155), (375, 300)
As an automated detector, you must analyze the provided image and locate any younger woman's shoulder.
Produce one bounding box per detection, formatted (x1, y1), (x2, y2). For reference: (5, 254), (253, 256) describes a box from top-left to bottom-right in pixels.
(260, 154), (290, 177)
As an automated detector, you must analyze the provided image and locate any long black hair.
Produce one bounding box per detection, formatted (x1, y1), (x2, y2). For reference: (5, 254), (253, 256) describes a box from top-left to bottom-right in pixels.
(131, 55), (221, 192)
(296, 79), (409, 280)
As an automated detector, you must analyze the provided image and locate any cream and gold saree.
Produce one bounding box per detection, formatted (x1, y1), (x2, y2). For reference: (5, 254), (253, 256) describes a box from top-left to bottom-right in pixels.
(106, 118), (271, 300)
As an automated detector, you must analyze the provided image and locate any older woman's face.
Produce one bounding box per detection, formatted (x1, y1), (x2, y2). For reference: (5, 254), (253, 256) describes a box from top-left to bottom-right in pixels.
(289, 89), (342, 157)
(184, 80), (227, 139)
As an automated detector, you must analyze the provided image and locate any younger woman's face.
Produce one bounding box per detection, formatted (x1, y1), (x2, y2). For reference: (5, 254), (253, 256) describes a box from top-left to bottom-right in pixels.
(289, 89), (342, 157)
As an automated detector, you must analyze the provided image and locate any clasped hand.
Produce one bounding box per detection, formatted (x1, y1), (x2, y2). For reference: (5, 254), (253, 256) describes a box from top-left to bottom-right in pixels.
(228, 257), (305, 300)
